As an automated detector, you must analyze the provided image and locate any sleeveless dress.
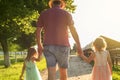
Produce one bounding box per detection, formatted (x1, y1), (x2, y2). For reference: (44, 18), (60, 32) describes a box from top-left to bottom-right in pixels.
(25, 61), (42, 80)
(91, 50), (112, 80)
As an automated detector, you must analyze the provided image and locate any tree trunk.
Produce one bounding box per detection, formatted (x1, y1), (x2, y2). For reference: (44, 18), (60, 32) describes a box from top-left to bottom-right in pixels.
(0, 39), (11, 67)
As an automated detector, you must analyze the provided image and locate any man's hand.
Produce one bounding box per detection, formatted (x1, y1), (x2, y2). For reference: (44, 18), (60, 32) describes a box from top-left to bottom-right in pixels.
(76, 46), (83, 56)
(76, 48), (89, 62)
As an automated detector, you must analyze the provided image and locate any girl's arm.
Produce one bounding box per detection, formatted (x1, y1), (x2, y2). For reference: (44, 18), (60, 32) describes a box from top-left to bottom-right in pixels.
(32, 55), (41, 62)
(87, 52), (95, 63)
(36, 54), (41, 61)
(20, 62), (26, 80)
(81, 51), (95, 63)
(80, 54), (89, 62)
(107, 51), (113, 74)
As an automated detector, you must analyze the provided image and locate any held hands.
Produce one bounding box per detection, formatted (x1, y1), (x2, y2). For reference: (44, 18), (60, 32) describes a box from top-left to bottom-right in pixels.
(76, 47), (89, 62)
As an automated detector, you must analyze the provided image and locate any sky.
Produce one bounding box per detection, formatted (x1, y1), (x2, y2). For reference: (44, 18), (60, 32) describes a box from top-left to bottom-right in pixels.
(69, 0), (120, 48)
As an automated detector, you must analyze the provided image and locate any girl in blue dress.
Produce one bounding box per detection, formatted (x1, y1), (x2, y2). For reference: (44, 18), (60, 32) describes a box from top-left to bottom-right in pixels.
(20, 47), (42, 80)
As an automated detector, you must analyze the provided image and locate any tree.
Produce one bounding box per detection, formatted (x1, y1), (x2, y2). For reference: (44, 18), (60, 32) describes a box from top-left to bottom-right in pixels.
(0, 0), (38, 67)
(0, 0), (76, 67)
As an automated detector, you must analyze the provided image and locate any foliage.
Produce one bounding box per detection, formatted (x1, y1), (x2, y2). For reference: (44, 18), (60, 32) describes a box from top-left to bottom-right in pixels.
(8, 43), (20, 52)
(0, 0), (40, 50)
(14, 33), (36, 51)
(0, 0), (76, 51)
(112, 66), (120, 80)
(65, 0), (76, 13)
(0, 0), (76, 67)
(0, 0), (40, 67)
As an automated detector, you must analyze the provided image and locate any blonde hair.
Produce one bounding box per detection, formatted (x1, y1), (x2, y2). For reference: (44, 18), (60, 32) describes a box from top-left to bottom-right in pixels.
(92, 37), (107, 51)
(25, 47), (37, 61)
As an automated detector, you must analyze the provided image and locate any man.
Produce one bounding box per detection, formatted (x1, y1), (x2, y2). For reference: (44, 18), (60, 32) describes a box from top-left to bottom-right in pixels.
(36, 0), (83, 80)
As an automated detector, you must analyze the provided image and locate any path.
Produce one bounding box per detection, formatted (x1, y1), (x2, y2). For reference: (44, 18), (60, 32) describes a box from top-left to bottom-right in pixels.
(41, 55), (93, 80)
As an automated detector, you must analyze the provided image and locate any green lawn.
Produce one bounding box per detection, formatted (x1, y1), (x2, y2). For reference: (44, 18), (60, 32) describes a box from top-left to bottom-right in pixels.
(0, 56), (120, 80)
(112, 66), (120, 80)
(0, 57), (46, 80)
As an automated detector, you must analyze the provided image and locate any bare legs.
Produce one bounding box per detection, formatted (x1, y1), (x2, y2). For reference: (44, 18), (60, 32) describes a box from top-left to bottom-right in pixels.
(47, 67), (67, 80)
(48, 67), (56, 80)
(59, 68), (67, 80)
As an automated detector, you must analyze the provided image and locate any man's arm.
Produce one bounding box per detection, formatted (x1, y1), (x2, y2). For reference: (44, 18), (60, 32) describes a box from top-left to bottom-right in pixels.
(69, 24), (83, 55)
(36, 27), (43, 56)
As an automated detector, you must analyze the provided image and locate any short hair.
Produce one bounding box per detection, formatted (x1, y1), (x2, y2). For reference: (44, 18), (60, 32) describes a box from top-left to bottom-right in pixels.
(53, 1), (61, 5)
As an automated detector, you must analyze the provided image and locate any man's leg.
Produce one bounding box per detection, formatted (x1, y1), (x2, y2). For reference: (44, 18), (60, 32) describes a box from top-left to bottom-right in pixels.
(56, 46), (70, 80)
(59, 68), (67, 80)
(44, 46), (58, 80)
(48, 67), (56, 80)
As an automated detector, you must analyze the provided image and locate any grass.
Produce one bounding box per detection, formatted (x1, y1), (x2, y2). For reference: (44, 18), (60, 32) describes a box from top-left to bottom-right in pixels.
(0, 57), (46, 80)
(112, 66), (120, 80)
(0, 55), (120, 80)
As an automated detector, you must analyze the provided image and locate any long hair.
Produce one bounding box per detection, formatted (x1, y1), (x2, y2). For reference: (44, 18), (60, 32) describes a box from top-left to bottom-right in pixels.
(25, 47), (37, 61)
(92, 37), (107, 52)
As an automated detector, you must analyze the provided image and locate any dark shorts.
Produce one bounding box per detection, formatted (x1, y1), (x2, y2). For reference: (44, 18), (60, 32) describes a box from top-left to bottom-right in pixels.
(43, 45), (70, 68)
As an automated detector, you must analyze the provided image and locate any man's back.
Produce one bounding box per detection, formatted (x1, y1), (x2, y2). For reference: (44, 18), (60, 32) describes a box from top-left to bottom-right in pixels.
(37, 6), (74, 46)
